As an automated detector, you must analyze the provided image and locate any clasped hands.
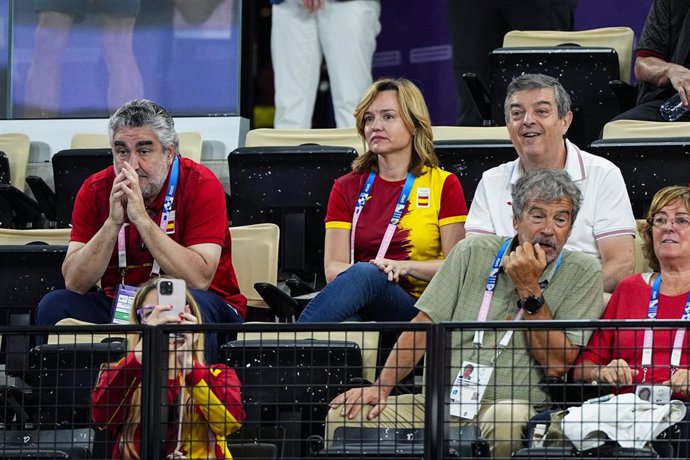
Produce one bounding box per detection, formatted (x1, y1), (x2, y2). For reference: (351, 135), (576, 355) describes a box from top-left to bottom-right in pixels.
(108, 161), (151, 227)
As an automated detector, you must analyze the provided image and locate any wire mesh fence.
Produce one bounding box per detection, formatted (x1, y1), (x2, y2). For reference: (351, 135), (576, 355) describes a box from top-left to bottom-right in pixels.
(0, 320), (688, 459)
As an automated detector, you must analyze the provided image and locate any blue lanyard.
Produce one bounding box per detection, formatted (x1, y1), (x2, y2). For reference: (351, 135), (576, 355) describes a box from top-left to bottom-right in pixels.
(163, 155), (180, 214)
(350, 171), (415, 262)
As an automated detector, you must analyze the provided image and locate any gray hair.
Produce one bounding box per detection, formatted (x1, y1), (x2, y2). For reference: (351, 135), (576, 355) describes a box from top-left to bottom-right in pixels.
(504, 74), (572, 121)
(512, 168), (582, 223)
(108, 99), (179, 151)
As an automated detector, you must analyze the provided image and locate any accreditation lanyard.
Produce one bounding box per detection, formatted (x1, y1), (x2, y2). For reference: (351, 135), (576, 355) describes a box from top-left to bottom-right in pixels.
(117, 156), (180, 280)
(349, 171), (415, 264)
(640, 274), (690, 381)
(472, 238), (563, 352)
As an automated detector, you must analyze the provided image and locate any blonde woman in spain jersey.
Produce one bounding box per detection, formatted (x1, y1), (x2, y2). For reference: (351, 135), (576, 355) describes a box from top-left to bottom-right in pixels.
(298, 78), (467, 323)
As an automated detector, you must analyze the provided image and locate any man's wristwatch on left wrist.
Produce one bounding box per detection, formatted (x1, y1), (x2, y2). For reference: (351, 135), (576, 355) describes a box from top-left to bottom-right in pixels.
(517, 294), (545, 315)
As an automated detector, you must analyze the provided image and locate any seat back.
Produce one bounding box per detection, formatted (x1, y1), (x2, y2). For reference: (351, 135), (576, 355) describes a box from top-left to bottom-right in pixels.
(488, 46), (620, 147)
(503, 27), (634, 83)
(431, 126), (510, 142)
(602, 119), (690, 140)
(244, 128), (365, 155)
(0, 133), (31, 192)
(588, 139), (690, 218)
(434, 140), (517, 207)
(237, 329), (379, 383)
(70, 132), (203, 162)
(28, 341), (126, 427)
(228, 146), (357, 284)
(51, 149), (113, 228)
(229, 223), (280, 306)
(0, 228), (70, 245)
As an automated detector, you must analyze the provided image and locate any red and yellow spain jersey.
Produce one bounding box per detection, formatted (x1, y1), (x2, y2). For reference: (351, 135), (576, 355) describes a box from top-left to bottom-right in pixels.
(326, 166), (467, 298)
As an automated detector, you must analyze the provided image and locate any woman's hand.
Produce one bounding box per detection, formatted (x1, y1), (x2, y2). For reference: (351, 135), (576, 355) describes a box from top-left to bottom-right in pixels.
(370, 258), (410, 283)
(663, 369), (690, 396)
(594, 359), (638, 386)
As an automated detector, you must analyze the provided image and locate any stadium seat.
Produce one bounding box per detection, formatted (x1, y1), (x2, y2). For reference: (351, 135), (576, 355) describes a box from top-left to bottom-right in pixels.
(221, 335), (365, 458)
(431, 126), (510, 142)
(602, 119), (690, 140)
(0, 228), (70, 245)
(503, 26), (634, 83)
(228, 223), (280, 316)
(244, 127), (365, 155)
(0, 133), (31, 192)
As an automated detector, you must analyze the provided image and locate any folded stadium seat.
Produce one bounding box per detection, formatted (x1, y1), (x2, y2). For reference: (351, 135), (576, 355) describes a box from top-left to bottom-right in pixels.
(0, 228), (70, 245)
(602, 119), (690, 140)
(70, 131), (204, 162)
(244, 127), (366, 155)
(228, 223), (280, 321)
(0, 133), (31, 193)
(0, 133), (37, 228)
(220, 333), (367, 458)
(431, 125), (511, 142)
(502, 27), (635, 83)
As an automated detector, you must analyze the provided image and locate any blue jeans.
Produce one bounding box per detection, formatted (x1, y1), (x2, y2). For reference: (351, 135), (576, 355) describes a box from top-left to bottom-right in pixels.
(297, 262), (418, 323)
(35, 288), (242, 363)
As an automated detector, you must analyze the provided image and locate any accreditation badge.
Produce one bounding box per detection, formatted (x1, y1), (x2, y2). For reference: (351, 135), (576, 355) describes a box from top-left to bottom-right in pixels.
(449, 360), (493, 420)
(112, 284), (138, 324)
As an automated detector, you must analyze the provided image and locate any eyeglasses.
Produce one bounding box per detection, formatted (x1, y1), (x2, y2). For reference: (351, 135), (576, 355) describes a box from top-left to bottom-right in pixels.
(648, 215), (690, 228)
(136, 305), (156, 323)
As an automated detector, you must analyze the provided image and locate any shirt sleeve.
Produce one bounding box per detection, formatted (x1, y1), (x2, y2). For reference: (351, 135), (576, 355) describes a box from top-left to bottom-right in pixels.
(438, 173), (468, 226)
(70, 178), (102, 244)
(186, 362), (246, 437)
(464, 176), (496, 235)
(636, 0), (672, 60)
(91, 351), (143, 429)
(592, 166), (636, 240)
(325, 179), (354, 230)
(181, 175), (227, 247)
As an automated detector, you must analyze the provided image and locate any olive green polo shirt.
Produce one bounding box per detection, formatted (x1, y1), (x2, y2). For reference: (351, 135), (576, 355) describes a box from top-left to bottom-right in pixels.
(416, 234), (604, 405)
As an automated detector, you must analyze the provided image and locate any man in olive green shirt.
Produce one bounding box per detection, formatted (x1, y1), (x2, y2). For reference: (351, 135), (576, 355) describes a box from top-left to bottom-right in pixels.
(328, 168), (605, 458)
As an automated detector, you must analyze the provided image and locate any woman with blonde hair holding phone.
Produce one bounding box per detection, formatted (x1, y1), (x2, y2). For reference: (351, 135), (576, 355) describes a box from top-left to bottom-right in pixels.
(92, 277), (245, 460)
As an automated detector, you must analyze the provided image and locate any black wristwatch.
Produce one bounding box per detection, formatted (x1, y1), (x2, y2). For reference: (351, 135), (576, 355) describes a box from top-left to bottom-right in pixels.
(517, 294), (545, 315)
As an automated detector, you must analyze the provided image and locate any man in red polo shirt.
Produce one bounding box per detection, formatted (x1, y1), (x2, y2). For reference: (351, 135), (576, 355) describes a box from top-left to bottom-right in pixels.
(36, 99), (245, 362)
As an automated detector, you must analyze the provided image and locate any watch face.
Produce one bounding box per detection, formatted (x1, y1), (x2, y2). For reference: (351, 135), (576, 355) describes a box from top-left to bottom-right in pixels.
(521, 295), (544, 314)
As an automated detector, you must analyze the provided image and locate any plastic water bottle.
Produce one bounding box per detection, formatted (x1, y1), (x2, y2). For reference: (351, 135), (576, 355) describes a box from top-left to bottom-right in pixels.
(659, 93), (690, 122)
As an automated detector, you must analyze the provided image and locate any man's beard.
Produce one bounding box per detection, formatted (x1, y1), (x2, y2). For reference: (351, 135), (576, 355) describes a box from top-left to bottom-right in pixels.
(140, 172), (167, 200)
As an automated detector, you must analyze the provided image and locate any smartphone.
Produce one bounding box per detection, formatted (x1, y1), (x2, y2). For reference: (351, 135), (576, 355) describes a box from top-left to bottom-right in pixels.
(156, 278), (186, 321)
